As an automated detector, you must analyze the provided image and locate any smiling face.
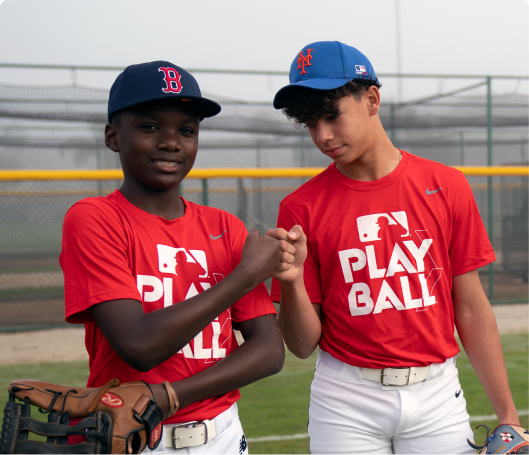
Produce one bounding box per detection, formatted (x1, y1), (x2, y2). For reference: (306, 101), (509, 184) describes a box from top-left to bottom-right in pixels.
(306, 87), (380, 167)
(105, 99), (200, 195)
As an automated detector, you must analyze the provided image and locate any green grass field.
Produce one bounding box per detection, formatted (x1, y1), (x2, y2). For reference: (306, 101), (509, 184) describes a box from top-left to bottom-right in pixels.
(0, 334), (527, 454)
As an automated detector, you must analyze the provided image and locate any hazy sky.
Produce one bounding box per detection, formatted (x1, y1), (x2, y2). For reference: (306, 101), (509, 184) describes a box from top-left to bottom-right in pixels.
(0, 0), (528, 102)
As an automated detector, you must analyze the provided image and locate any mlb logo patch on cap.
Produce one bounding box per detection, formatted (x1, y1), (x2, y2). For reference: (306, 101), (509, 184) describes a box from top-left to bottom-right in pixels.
(355, 65), (367, 75)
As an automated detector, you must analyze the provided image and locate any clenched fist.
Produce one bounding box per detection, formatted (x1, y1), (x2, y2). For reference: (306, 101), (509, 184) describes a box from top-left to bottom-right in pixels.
(265, 225), (307, 283)
(236, 228), (283, 288)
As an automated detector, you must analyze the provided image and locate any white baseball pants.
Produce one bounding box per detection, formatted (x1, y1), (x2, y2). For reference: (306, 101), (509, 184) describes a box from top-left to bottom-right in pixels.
(144, 404), (248, 454)
(308, 350), (475, 454)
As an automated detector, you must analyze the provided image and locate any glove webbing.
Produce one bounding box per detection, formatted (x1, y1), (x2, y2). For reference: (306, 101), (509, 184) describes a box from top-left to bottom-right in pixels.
(1, 392), (113, 454)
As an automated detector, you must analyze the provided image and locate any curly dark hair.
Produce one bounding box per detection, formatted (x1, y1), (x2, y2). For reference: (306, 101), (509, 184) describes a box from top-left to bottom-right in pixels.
(277, 79), (381, 127)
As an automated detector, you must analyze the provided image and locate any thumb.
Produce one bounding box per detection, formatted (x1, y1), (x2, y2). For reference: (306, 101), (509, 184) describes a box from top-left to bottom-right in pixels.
(248, 228), (260, 237)
(288, 225), (305, 242)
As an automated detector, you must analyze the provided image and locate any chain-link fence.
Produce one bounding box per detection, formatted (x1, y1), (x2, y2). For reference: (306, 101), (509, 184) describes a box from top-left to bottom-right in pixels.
(0, 70), (527, 330)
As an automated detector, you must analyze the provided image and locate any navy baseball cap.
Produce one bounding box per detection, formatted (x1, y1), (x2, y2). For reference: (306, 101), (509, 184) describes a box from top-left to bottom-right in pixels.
(273, 41), (379, 109)
(108, 61), (221, 121)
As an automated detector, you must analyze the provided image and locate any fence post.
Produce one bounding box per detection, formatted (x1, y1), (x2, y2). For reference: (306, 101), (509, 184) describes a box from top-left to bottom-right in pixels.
(256, 141), (263, 230)
(459, 131), (465, 166)
(300, 134), (306, 167)
(487, 76), (494, 300)
(202, 178), (208, 206)
(237, 178), (247, 225)
(390, 104), (396, 144)
(95, 144), (103, 196)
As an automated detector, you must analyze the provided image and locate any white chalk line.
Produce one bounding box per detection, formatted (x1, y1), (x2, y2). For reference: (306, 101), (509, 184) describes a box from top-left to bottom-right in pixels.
(469, 409), (528, 422)
(247, 433), (309, 443)
(247, 410), (529, 443)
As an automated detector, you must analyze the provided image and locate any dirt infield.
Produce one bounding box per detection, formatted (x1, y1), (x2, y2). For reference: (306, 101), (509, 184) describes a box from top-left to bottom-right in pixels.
(0, 327), (88, 366)
(492, 303), (529, 333)
(0, 304), (526, 366)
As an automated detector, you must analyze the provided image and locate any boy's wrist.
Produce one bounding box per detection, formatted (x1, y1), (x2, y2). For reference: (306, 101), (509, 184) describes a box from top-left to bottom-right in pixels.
(279, 269), (305, 288)
(497, 408), (521, 426)
(151, 383), (170, 419)
(227, 264), (260, 295)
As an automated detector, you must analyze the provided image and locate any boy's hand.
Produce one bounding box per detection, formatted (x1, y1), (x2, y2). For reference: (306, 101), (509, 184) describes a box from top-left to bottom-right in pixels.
(265, 225), (307, 283)
(238, 229), (283, 287)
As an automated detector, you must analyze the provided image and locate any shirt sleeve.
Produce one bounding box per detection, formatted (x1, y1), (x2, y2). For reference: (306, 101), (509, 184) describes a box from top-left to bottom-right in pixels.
(271, 203), (323, 304)
(449, 174), (496, 276)
(227, 217), (276, 323)
(60, 201), (142, 324)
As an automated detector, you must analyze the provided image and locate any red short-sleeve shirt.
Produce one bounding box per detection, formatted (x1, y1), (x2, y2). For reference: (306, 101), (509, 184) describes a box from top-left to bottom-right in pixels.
(60, 190), (276, 424)
(272, 151), (494, 369)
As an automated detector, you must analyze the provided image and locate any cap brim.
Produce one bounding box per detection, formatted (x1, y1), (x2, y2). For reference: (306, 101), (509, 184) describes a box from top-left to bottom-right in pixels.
(180, 96), (222, 119)
(273, 78), (350, 109)
(109, 95), (221, 121)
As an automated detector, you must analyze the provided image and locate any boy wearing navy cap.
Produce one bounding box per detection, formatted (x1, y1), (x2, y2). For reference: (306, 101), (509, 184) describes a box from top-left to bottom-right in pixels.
(60, 61), (288, 454)
(267, 42), (521, 453)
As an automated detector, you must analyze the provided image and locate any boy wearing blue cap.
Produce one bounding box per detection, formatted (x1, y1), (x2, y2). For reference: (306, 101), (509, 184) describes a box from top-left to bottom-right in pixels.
(268, 42), (521, 453)
(60, 61), (288, 454)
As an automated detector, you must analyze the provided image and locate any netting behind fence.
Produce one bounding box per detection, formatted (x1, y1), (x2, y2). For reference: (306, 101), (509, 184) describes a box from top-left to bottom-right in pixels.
(0, 77), (528, 330)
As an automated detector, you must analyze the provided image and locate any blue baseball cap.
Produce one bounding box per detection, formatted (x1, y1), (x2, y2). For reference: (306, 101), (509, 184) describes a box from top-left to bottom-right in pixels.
(108, 61), (221, 121)
(273, 41), (379, 109)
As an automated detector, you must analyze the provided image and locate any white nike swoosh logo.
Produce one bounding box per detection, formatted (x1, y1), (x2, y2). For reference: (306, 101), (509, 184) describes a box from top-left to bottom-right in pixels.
(210, 231), (226, 240)
(426, 187), (444, 195)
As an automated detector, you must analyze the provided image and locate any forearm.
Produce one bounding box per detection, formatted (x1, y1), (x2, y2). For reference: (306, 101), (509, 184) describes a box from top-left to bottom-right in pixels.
(454, 278), (519, 423)
(174, 326), (284, 408)
(93, 267), (259, 371)
(278, 277), (321, 359)
(144, 272), (255, 351)
(152, 315), (285, 416)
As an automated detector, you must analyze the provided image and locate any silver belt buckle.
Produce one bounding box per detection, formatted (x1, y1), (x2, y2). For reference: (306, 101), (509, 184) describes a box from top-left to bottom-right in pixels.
(380, 367), (411, 386)
(172, 421), (207, 449)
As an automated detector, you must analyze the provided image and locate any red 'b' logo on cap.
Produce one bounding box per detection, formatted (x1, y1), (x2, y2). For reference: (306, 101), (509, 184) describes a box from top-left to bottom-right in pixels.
(297, 49), (313, 75)
(158, 67), (183, 93)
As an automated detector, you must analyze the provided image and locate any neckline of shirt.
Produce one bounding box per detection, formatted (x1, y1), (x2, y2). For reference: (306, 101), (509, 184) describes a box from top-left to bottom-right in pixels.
(328, 149), (410, 191)
(111, 189), (197, 227)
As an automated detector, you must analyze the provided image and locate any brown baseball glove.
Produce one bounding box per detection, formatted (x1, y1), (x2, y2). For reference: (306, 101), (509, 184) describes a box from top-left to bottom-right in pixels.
(0, 378), (164, 454)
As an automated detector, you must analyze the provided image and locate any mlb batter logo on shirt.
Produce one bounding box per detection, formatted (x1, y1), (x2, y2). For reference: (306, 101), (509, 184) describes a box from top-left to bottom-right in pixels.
(157, 244), (209, 279)
(339, 211), (443, 316)
(357, 211), (409, 242)
(137, 244), (230, 362)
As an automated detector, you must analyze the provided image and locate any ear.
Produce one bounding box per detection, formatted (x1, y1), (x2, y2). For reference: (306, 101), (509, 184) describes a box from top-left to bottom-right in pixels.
(105, 122), (119, 152)
(365, 86), (381, 116)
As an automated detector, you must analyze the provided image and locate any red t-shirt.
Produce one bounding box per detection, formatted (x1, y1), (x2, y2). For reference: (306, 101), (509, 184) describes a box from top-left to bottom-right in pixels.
(60, 190), (275, 424)
(271, 151), (495, 369)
